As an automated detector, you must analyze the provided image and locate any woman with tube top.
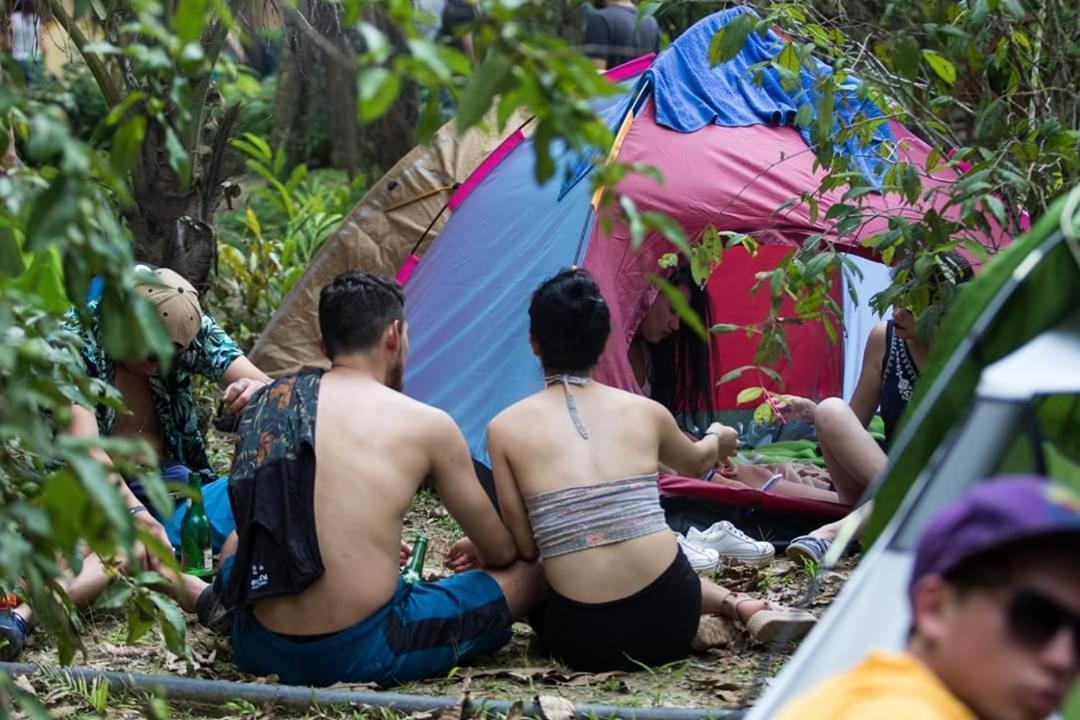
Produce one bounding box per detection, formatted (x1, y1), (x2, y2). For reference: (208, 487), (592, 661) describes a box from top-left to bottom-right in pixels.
(446, 269), (816, 671)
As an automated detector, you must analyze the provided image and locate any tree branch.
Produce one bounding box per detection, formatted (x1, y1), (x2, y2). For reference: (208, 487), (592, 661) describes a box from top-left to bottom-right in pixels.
(182, 17), (233, 152)
(43, 0), (123, 107)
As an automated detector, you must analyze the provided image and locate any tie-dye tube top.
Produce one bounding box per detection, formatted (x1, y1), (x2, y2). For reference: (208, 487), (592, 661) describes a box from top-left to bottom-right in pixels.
(523, 473), (669, 559)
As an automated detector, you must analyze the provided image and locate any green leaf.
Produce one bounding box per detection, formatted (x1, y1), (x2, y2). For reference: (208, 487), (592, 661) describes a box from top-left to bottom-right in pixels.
(149, 593), (188, 656)
(173, 0), (210, 45)
(711, 323), (738, 334)
(736, 386), (765, 405)
(43, 469), (92, 553)
(1001, 0), (1026, 20)
(892, 35), (921, 80)
(642, 211), (691, 257)
(0, 675), (50, 720)
(708, 14), (754, 66)
(982, 195), (1007, 228)
(822, 314), (838, 345)
(164, 126), (191, 188)
(652, 274), (707, 342)
(921, 50), (957, 85)
(26, 178), (79, 252)
(636, 0), (662, 26)
(357, 68), (401, 124)
(621, 196), (646, 249)
(457, 53), (512, 133)
(358, 22), (390, 63)
(718, 366), (749, 384)
(963, 238), (990, 262)
(971, 0), (990, 25)
(127, 593), (156, 644)
(65, 453), (131, 548)
(110, 115), (146, 175)
(407, 39), (452, 82)
(94, 582), (133, 610)
(775, 43), (800, 75)
(0, 225), (26, 277)
(416, 88), (443, 145)
(794, 102), (814, 129)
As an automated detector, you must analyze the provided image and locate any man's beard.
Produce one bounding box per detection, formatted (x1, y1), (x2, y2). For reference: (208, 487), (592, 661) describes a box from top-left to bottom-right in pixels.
(387, 357), (405, 392)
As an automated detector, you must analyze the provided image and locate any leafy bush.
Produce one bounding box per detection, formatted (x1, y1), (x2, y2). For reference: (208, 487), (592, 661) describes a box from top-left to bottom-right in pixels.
(210, 133), (368, 350)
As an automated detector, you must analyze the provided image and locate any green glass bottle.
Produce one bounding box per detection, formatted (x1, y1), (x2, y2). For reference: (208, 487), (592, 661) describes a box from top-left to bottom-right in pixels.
(180, 470), (213, 577)
(401, 535), (429, 584)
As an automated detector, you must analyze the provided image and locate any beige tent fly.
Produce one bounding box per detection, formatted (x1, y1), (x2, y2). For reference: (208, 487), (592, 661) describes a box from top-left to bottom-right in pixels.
(249, 117), (520, 377)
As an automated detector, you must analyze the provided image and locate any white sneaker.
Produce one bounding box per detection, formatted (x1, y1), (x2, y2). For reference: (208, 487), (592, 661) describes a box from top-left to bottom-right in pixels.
(687, 521), (775, 567)
(676, 533), (720, 572)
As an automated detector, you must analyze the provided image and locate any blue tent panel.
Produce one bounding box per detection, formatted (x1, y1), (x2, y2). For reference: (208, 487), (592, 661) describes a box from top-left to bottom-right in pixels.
(402, 136), (597, 466)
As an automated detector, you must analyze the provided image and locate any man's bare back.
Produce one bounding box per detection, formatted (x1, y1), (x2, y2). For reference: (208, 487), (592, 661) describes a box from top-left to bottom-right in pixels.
(227, 272), (542, 687)
(254, 368), (517, 635)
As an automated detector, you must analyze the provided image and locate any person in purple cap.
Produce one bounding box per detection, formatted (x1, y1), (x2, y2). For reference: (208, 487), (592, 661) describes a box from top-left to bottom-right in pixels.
(777, 475), (1080, 720)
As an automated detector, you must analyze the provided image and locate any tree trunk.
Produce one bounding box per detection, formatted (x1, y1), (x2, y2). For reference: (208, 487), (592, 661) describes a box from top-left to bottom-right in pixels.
(127, 105), (240, 291)
(272, 3), (416, 177)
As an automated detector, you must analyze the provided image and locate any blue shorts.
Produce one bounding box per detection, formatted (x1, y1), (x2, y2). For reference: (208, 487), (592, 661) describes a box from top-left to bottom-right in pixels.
(230, 571), (512, 687)
(156, 465), (236, 554)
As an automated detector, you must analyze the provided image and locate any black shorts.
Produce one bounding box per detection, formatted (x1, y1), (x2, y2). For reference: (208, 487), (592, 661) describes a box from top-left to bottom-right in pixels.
(531, 550), (702, 671)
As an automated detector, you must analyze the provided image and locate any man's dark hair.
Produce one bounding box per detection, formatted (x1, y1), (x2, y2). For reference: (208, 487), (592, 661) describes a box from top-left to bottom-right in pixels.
(319, 272), (405, 360)
(529, 269), (611, 373)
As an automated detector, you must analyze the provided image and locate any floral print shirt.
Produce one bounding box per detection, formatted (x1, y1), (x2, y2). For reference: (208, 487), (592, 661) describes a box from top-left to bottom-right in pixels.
(67, 299), (243, 474)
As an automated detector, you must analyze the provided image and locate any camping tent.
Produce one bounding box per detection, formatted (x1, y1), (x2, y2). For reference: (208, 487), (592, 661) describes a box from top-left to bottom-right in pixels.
(400, 7), (1004, 467)
(250, 7), (1005, 534)
(747, 185), (1080, 716)
(248, 109), (522, 376)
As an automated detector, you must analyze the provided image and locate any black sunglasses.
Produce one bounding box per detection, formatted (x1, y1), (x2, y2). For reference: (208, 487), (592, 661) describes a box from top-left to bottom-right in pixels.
(1006, 587), (1080, 654)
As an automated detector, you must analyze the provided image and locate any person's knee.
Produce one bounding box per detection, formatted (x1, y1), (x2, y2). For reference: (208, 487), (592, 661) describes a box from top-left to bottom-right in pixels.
(488, 560), (545, 620)
(815, 397), (854, 439)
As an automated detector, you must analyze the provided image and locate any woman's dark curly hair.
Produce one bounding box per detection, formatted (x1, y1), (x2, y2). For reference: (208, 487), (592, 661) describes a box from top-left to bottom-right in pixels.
(646, 265), (715, 432)
(529, 268), (611, 374)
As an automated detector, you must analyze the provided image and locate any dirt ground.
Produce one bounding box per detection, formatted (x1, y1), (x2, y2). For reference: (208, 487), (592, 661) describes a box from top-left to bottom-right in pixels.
(12, 431), (856, 719)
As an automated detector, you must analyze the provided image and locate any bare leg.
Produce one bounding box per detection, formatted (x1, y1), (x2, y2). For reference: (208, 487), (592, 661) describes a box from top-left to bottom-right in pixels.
(808, 501), (873, 542)
(716, 465), (841, 504)
(483, 560), (546, 620)
(699, 579), (767, 624)
(815, 398), (887, 505)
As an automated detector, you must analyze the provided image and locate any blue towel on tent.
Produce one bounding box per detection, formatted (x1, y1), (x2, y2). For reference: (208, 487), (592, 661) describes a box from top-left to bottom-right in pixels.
(646, 6), (894, 188)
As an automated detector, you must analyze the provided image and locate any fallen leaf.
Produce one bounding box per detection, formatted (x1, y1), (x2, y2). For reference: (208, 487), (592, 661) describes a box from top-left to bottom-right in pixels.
(562, 671), (624, 687)
(48, 706), (79, 719)
(535, 695), (575, 720)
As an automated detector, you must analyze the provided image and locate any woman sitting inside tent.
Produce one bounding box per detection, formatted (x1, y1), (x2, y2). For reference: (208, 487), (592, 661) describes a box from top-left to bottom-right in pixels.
(447, 269), (816, 671)
(629, 265), (839, 504)
(779, 252), (974, 563)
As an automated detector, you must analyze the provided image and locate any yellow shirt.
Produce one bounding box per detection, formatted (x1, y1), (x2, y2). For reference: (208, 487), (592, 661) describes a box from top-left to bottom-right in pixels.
(775, 651), (976, 720)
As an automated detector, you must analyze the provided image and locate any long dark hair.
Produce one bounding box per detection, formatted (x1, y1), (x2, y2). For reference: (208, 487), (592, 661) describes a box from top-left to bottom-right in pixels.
(646, 265), (714, 433)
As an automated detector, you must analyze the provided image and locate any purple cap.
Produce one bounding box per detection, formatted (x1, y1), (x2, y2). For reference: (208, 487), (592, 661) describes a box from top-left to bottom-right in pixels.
(910, 476), (1080, 598)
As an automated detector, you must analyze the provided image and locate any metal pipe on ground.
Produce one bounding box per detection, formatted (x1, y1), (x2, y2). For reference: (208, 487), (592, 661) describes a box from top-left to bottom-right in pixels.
(0, 662), (744, 720)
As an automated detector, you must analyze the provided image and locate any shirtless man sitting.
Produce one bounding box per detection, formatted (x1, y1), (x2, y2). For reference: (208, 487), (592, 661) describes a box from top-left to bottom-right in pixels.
(223, 271), (543, 687)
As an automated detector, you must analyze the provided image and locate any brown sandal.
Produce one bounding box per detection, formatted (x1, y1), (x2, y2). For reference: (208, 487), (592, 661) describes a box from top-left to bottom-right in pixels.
(721, 592), (817, 645)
